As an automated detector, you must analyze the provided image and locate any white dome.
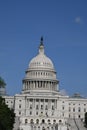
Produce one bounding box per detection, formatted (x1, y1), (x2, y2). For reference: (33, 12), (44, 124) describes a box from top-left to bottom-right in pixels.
(29, 40), (54, 70)
(29, 53), (54, 69)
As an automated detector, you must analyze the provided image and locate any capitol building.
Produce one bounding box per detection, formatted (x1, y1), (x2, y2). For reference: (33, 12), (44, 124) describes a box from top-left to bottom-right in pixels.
(2, 38), (87, 130)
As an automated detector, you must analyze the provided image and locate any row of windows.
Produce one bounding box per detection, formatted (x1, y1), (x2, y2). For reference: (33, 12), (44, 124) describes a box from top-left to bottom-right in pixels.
(19, 110), (86, 119)
(24, 119), (57, 124)
(19, 103), (86, 112)
(19, 111), (54, 116)
(19, 99), (87, 106)
(6, 101), (13, 104)
(28, 71), (54, 77)
(29, 104), (55, 110)
(62, 101), (87, 106)
(68, 107), (86, 112)
(69, 114), (81, 118)
(62, 113), (83, 118)
(68, 103), (87, 106)
(29, 99), (55, 102)
(62, 106), (86, 112)
(30, 62), (51, 66)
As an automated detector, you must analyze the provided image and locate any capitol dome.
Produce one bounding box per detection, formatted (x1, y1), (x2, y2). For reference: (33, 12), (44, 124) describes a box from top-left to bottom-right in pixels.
(22, 37), (58, 94)
(29, 37), (55, 71)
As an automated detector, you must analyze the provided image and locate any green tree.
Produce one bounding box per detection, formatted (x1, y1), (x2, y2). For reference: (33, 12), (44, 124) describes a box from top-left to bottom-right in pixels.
(84, 112), (87, 128)
(0, 96), (15, 130)
(0, 77), (6, 88)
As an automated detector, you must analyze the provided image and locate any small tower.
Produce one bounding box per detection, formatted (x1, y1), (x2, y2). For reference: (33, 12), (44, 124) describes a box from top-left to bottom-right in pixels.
(39, 37), (44, 54)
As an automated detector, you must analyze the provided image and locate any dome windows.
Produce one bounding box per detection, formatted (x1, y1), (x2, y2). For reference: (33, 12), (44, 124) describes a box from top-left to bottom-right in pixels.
(30, 61), (53, 68)
(27, 71), (55, 78)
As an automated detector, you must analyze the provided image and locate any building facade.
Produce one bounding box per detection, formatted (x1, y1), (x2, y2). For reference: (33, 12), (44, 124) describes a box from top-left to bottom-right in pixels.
(3, 38), (87, 130)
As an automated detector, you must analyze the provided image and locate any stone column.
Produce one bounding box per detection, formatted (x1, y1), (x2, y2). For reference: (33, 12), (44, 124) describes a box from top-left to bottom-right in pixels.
(54, 99), (57, 109)
(36, 81), (37, 88)
(30, 81), (31, 89)
(39, 99), (40, 112)
(43, 99), (45, 114)
(50, 82), (52, 90)
(45, 81), (47, 88)
(33, 99), (35, 116)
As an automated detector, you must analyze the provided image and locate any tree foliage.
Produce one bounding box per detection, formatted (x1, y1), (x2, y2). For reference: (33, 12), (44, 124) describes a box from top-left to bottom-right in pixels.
(0, 77), (6, 88)
(0, 96), (15, 130)
(84, 112), (87, 128)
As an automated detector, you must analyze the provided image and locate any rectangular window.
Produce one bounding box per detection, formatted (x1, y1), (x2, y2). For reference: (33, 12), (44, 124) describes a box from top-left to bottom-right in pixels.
(41, 105), (43, 109)
(52, 106), (54, 110)
(73, 108), (75, 112)
(19, 104), (21, 108)
(30, 99), (33, 102)
(62, 106), (64, 110)
(78, 107), (81, 112)
(36, 112), (38, 115)
(30, 104), (32, 109)
(52, 100), (55, 102)
(45, 99), (48, 102)
(62, 113), (64, 117)
(84, 108), (86, 112)
(36, 99), (39, 102)
(41, 99), (44, 102)
(30, 111), (32, 115)
(45, 105), (48, 110)
(36, 105), (39, 109)
(19, 111), (21, 115)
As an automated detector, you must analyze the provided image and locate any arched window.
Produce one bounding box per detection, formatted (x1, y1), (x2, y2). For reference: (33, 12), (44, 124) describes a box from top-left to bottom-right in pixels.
(78, 115), (81, 118)
(78, 107), (81, 112)
(36, 72), (37, 76)
(30, 119), (33, 124)
(73, 108), (75, 112)
(36, 112), (38, 115)
(30, 104), (32, 109)
(42, 119), (45, 124)
(59, 120), (62, 123)
(36, 119), (39, 124)
(36, 105), (39, 109)
(62, 106), (64, 110)
(52, 105), (54, 110)
(45, 105), (48, 110)
(48, 119), (50, 124)
(69, 114), (70, 118)
(53, 120), (56, 124)
(25, 119), (28, 124)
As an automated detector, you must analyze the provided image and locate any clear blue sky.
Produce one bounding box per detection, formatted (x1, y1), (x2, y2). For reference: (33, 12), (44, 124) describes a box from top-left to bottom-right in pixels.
(0, 0), (87, 97)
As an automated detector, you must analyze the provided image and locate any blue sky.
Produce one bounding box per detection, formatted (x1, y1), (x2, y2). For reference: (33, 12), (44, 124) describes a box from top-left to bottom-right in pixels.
(0, 0), (87, 97)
